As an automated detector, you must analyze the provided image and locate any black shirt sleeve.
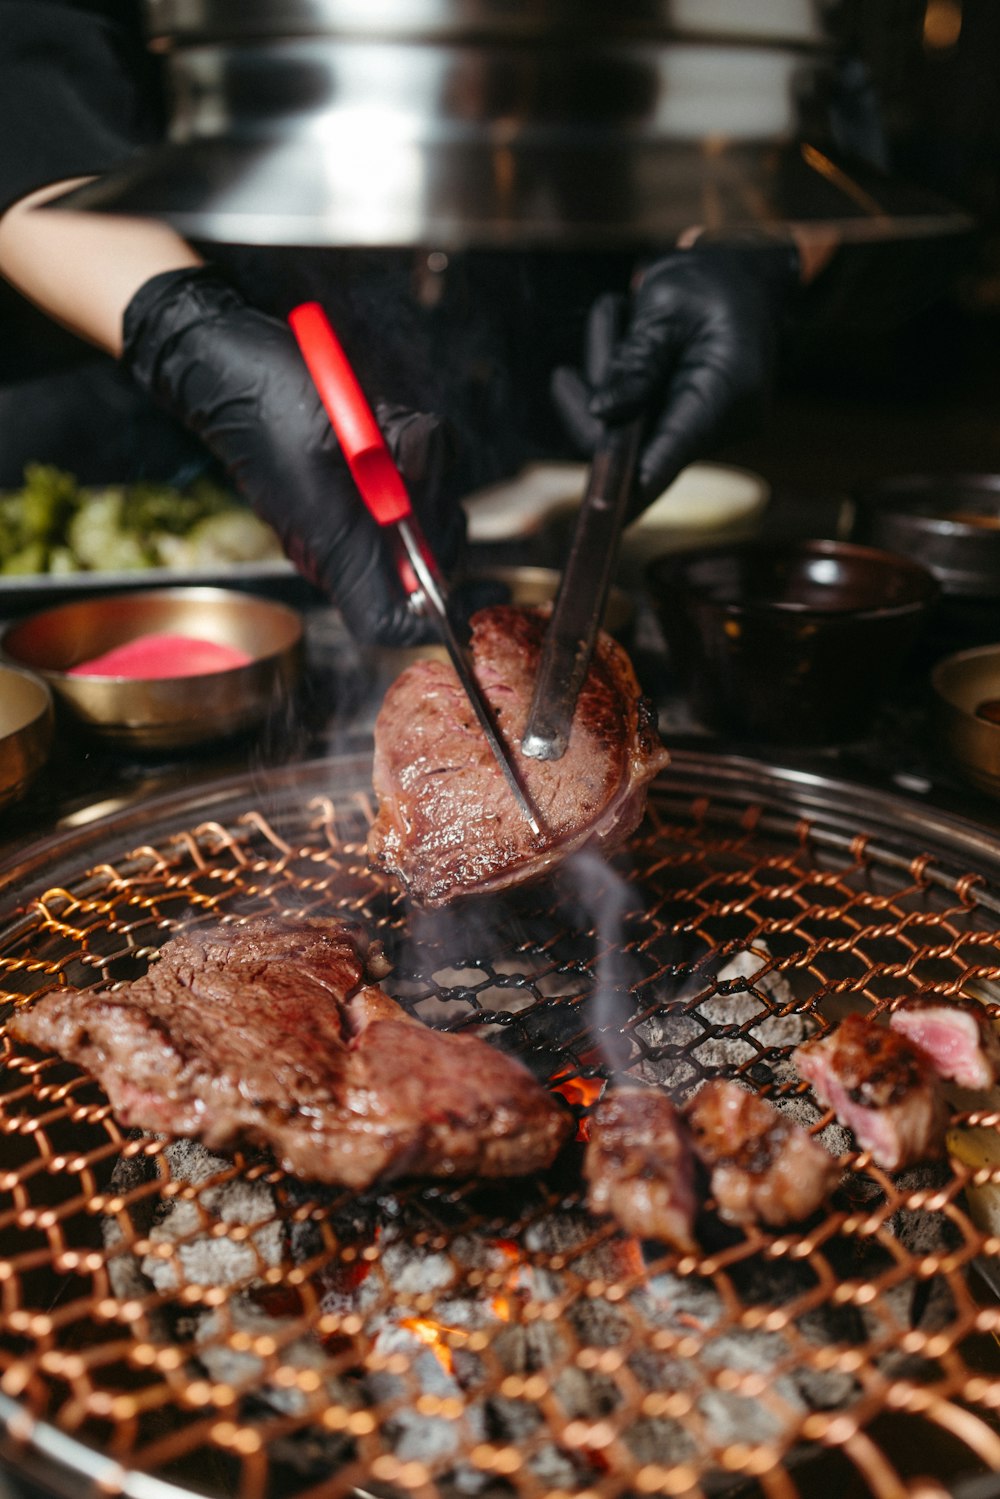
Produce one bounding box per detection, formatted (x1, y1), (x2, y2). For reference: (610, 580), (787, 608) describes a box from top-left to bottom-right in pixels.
(0, 0), (163, 216)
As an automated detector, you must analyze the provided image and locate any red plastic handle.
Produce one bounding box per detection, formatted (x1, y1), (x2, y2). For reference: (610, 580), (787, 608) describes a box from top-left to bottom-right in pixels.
(288, 300), (412, 527)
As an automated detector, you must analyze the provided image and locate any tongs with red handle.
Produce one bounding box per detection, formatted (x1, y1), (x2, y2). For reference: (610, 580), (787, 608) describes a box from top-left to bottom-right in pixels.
(288, 300), (543, 840)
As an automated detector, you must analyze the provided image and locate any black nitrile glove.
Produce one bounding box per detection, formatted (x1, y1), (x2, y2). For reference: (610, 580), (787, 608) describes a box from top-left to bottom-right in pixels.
(551, 236), (799, 515)
(121, 265), (464, 646)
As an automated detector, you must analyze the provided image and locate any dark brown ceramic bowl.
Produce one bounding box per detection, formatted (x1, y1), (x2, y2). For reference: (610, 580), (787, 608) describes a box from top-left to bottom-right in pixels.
(647, 538), (938, 744)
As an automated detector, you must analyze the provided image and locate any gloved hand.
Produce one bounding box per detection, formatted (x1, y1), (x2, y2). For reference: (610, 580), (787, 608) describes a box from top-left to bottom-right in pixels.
(121, 265), (464, 646)
(551, 236), (799, 515)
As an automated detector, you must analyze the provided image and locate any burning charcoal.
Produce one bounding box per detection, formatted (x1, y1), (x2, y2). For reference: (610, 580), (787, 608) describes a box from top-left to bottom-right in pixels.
(687, 1079), (841, 1228)
(831, 1160), (965, 1382)
(195, 1292), (360, 1424)
(364, 1319), (489, 1471)
(634, 1258), (862, 1446)
(139, 1139), (285, 1293)
(10, 915), (571, 1189)
(368, 605), (669, 906)
(632, 943), (816, 1103)
(794, 1013), (949, 1171)
(583, 1085), (698, 1250)
(102, 1142), (359, 1467)
(889, 995), (1000, 1091)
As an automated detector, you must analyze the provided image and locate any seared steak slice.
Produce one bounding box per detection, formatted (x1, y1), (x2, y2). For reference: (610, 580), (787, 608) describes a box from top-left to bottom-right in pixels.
(888, 996), (1000, 1092)
(7, 916), (571, 1190)
(368, 605), (669, 905)
(583, 1086), (697, 1250)
(793, 1013), (948, 1172)
(686, 1079), (840, 1228)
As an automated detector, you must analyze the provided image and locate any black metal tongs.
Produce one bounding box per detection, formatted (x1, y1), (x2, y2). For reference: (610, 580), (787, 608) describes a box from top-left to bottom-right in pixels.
(521, 295), (641, 761)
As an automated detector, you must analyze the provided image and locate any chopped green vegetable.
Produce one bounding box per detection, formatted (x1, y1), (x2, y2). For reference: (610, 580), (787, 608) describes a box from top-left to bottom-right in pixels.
(0, 465), (283, 577)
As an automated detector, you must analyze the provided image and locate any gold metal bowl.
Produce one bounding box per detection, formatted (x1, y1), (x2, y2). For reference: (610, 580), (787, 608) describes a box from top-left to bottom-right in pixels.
(0, 665), (53, 809)
(932, 643), (1000, 799)
(1, 588), (303, 751)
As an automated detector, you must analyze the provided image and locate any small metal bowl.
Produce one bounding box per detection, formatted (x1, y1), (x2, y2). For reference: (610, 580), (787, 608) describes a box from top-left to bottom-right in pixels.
(647, 538), (938, 744)
(0, 665), (53, 809)
(1, 587), (303, 751)
(848, 473), (1000, 600)
(847, 473), (1000, 652)
(932, 644), (1000, 799)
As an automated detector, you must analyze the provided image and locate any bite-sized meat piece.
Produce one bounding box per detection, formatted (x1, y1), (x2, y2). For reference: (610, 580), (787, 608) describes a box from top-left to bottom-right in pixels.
(7, 916), (572, 1190)
(793, 1013), (948, 1172)
(888, 996), (1000, 1092)
(368, 605), (669, 906)
(583, 1085), (697, 1251)
(686, 1079), (840, 1228)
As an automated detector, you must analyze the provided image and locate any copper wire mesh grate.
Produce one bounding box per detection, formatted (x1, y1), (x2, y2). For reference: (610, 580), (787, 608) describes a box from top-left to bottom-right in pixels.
(1, 751), (1000, 1499)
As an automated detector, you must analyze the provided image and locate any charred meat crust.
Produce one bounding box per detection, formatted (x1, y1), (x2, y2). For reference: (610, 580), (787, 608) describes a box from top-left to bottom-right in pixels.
(686, 1079), (841, 1228)
(7, 915), (572, 1191)
(583, 1086), (698, 1251)
(793, 1013), (948, 1171)
(367, 605), (669, 906)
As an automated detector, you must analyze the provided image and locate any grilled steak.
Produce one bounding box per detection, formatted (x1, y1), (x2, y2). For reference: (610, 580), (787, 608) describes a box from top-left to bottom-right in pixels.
(368, 605), (669, 905)
(686, 1079), (840, 1228)
(793, 1013), (948, 1172)
(888, 996), (1000, 1092)
(7, 916), (571, 1190)
(583, 1085), (697, 1250)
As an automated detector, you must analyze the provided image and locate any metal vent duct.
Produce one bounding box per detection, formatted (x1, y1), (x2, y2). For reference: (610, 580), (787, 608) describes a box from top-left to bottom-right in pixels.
(53, 0), (971, 247)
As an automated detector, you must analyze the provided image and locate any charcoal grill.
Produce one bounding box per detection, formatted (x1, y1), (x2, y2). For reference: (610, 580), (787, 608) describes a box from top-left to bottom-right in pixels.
(2, 747), (1000, 1499)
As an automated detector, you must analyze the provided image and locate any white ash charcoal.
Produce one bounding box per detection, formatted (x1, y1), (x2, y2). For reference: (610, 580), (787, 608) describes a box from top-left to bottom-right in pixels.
(632, 945), (816, 1103)
(699, 1324), (856, 1443)
(635, 1258), (863, 1429)
(639, 1267), (726, 1331)
(194, 1292), (358, 1421)
(624, 1417), (699, 1468)
(364, 1320), (488, 1471)
(521, 1441), (595, 1494)
(137, 1139), (285, 1293)
(103, 1137), (283, 1299)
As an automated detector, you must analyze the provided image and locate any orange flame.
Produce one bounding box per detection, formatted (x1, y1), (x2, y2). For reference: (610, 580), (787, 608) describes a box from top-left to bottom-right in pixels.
(401, 1316), (467, 1374)
(550, 1068), (606, 1139)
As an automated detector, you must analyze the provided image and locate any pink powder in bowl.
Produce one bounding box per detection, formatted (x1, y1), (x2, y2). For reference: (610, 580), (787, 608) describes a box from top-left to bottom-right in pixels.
(67, 633), (254, 679)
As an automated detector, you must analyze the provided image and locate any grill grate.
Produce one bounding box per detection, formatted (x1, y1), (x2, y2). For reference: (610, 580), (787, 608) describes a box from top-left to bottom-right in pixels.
(1, 750), (1000, 1499)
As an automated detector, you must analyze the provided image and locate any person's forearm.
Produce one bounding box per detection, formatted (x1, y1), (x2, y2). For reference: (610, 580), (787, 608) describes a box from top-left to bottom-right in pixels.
(0, 178), (203, 357)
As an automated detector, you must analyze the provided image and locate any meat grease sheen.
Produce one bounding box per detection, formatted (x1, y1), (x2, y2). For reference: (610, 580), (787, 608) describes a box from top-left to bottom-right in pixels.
(7, 917), (572, 1190)
(368, 605), (670, 905)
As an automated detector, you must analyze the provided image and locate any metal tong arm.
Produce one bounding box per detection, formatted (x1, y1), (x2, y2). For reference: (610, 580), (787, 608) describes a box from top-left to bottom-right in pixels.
(521, 418), (641, 761)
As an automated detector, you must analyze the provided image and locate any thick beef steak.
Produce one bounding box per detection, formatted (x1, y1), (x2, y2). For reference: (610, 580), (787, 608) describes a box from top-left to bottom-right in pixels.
(7, 916), (571, 1189)
(368, 605), (669, 905)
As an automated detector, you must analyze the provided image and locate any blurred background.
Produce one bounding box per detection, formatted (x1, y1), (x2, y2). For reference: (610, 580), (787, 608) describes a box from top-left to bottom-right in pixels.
(732, 0), (1000, 497)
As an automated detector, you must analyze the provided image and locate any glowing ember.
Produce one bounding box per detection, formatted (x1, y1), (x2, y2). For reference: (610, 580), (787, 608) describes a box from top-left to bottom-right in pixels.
(399, 1317), (468, 1374)
(550, 1070), (607, 1139)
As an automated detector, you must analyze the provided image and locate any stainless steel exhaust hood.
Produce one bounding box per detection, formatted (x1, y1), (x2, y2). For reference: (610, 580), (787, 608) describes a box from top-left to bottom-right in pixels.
(54, 0), (971, 247)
